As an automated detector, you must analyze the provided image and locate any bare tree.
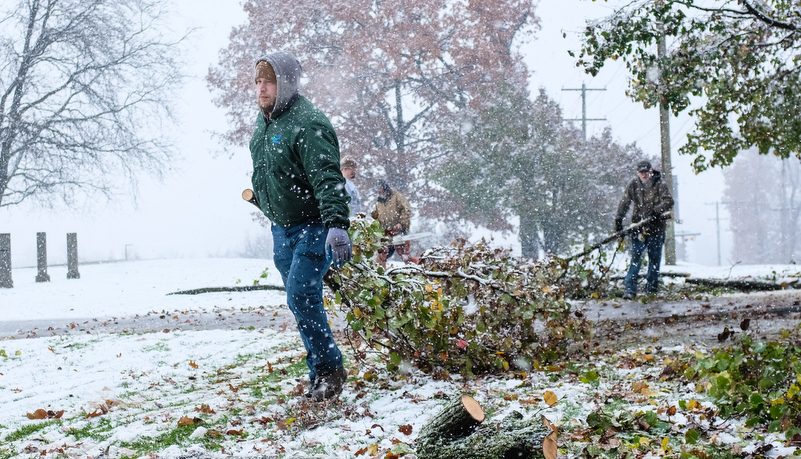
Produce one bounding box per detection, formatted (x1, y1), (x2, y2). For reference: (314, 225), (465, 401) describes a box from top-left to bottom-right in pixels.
(0, 0), (186, 208)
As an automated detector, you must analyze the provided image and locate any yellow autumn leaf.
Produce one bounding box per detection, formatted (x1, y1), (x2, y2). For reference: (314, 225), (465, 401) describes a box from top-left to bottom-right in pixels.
(286, 417), (295, 426)
(367, 444), (378, 455)
(424, 283), (433, 293)
(661, 437), (670, 451)
(543, 390), (558, 407)
(502, 360), (509, 371)
(353, 307), (363, 319)
(542, 286), (551, 293)
(687, 400), (699, 410)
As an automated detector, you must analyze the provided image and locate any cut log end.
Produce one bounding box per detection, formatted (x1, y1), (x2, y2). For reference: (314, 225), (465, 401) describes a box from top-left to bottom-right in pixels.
(242, 189), (255, 202)
(461, 395), (484, 422)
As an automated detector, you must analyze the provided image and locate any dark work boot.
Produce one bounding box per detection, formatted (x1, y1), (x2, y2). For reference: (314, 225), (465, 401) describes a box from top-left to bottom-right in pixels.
(304, 377), (315, 398)
(622, 291), (635, 300)
(309, 366), (347, 402)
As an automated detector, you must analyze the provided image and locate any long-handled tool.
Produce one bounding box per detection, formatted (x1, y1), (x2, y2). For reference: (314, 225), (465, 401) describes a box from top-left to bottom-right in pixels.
(566, 211), (673, 262)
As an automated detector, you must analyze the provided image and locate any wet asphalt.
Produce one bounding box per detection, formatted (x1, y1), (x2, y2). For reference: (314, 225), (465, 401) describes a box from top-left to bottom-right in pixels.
(3, 288), (800, 348)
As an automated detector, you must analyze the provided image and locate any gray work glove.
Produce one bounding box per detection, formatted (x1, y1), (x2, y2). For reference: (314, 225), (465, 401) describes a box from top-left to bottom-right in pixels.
(325, 228), (352, 268)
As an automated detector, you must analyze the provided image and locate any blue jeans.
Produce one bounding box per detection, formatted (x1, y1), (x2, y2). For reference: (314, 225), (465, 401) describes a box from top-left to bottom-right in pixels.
(624, 232), (665, 295)
(272, 221), (342, 381)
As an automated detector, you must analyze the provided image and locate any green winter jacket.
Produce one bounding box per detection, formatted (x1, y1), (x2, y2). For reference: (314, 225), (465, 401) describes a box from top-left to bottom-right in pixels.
(249, 51), (350, 230)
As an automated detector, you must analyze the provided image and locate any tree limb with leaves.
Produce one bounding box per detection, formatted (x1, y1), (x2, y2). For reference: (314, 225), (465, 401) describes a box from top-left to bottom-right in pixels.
(576, 0), (801, 172)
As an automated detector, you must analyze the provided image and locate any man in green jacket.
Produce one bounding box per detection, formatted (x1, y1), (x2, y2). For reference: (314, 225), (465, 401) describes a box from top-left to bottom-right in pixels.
(250, 51), (351, 401)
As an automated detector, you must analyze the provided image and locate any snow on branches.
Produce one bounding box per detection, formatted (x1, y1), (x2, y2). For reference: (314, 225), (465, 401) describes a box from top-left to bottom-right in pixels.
(325, 218), (592, 378)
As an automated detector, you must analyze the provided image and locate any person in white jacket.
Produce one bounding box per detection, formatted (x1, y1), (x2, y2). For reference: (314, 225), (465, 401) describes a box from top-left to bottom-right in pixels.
(340, 156), (361, 216)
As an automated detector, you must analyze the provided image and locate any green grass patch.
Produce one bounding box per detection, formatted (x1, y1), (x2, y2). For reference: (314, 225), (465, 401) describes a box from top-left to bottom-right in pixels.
(142, 342), (170, 352)
(67, 417), (115, 441)
(3, 419), (61, 443)
(120, 425), (223, 453)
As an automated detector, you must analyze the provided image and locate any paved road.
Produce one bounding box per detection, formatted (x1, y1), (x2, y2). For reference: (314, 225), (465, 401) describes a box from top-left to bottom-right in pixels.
(584, 289), (801, 347)
(3, 289), (800, 347)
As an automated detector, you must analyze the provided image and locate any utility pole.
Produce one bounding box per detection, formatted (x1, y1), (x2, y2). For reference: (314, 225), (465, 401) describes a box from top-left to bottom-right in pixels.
(658, 35), (677, 265)
(706, 202), (727, 266)
(562, 82), (606, 140)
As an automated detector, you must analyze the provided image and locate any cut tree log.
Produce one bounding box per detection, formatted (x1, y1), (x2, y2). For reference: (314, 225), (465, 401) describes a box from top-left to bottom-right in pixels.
(416, 396), (557, 459)
(419, 394), (485, 441)
(242, 189), (260, 209)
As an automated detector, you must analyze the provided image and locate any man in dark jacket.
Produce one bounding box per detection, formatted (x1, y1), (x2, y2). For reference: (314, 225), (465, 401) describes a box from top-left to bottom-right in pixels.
(614, 160), (674, 299)
(250, 51), (351, 401)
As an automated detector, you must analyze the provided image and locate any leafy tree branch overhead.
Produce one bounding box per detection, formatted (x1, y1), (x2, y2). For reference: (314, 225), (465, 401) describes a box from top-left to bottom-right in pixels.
(0, 0), (187, 208)
(576, 0), (801, 172)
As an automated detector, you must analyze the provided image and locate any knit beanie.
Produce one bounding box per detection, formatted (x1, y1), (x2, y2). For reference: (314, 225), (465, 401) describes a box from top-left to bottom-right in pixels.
(255, 60), (276, 83)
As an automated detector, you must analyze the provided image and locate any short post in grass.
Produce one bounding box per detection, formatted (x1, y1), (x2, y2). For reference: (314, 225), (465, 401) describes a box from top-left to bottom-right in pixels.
(35, 232), (50, 283)
(0, 233), (12, 288)
(67, 233), (80, 279)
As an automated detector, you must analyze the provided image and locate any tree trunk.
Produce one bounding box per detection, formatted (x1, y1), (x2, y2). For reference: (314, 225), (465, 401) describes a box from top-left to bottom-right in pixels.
(519, 214), (540, 260)
(416, 396), (557, 459)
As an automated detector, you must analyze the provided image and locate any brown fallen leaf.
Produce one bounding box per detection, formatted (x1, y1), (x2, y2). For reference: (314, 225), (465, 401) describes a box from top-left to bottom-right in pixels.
(227, 429), (243, 436)
(26, 409), (47, 420)
(542, 415), (557, 433)
(195, 404), (215, 414)
(189, 361), (199, 369)
(631, 381), (649, 395)
(177, 415), (202, 427)
(398, 424), (413, 435)
(543, 431), (558, 459)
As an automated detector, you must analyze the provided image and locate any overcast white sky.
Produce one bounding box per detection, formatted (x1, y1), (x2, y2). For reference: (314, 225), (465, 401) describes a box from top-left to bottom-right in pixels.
(0, 0), (731, 268)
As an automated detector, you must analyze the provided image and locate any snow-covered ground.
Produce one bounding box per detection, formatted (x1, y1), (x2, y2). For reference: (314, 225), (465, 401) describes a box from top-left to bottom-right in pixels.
(1, 258), (799, 458)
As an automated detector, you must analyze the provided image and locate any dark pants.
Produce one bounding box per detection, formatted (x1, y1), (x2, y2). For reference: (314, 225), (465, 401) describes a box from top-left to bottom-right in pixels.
(272, 221), (342, 381)
(624, 231), (665, 295)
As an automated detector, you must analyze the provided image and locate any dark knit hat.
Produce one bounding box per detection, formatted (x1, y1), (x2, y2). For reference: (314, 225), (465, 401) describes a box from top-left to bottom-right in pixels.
(637, 160), (652, 172)
(255, 60), (276, 83)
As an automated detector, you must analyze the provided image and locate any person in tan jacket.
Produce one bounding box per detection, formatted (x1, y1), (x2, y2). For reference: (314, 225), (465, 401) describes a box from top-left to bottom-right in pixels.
(371, 180), (413, 266)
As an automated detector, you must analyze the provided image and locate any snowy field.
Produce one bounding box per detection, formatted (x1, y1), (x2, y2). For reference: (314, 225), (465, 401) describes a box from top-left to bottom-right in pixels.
(1, 258), (800, 458)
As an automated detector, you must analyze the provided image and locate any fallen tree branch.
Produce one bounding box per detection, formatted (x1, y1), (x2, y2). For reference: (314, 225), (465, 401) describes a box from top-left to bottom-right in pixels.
(167, 285), (285, 295)
(684, 277), (799, 291)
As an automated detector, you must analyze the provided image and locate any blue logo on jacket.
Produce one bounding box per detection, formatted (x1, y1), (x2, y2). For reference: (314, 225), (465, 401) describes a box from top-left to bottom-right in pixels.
(271, 134), (282, 144)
